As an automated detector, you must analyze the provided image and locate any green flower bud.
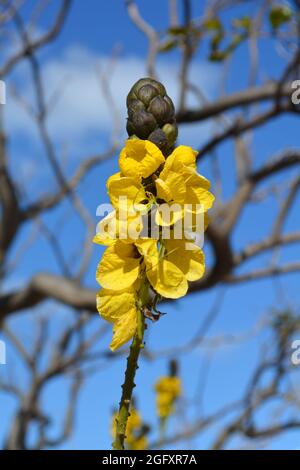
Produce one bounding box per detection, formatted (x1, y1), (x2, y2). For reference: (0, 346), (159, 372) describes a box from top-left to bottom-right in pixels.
(127, 99), (145, 119)
(130, 110), (157, 139)
(148, 129), (169, 154)
(148, 96), (171, 125)
(126, 77), (177, 155)
(162, 123), (178, 147)
(136, 84), (158, 106)
(129, 77), (166, 100)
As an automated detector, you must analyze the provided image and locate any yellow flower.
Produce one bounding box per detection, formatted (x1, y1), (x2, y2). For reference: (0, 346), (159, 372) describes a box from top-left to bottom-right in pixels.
(155, 145), (215, 226)
(93, 210), (143, 246)
(94, 140), (214, 351)
(105, 171), (151, 240)
(129, 434), (148, 451)
(119, 139), (165, 182)
(96, 240), (141, 291)
(111, 408), (148, 450)
(107, 171), (149, 216)
(136, 237), (205, 299)
(155, 376), (181, 420)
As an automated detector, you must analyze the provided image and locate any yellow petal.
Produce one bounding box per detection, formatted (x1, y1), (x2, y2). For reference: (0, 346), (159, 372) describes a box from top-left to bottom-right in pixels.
(135, 238), (159, 268)
(170, 145), (198, 168)
(155, 376), (182, 419)
(108, 174), (148, 216)
(94, 211), (144, 245)
(165, 239), (205, 282)
(96, 241), (140, 290)
(155, 178), (173, 202)
(184, 168), (211, 189)
(97, 287), (137, 322)
(106, 171), (122, 188)
(155, 203), (183, 227)
(165, 171), (186, 201)
(110, 310), (137, 351)
(160, 145), (197, 178)
(97, 288), (137, 351)
(119, 140), (165, 180)
(93, 211), (117, 246)
(183, 210), (210, 232)
(155, 376), (181, 396)
(146, 258), (187, 299)
(156, 171), (186, 203)
(185, 185), (215, 212)
(181, 170), (214, 211)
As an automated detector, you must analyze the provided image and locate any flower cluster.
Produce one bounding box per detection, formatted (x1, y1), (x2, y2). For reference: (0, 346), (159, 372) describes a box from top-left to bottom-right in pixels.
(94, 138), (214, 351)
(155, 376), (182, 420)
(111, 408), (148, 450)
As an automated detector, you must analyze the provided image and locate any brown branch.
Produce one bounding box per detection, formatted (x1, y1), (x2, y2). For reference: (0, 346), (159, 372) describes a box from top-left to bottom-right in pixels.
(0, 124), (21, 266)
(225, 262), (300, 284)
(21, 150), (116, 220)
(197, 103), (294, 161)
(0, 273), (96, 321)
(176, 81), (293, 123)
(125, 0), (159, 78)
(234, 231), (300, 265)
(36, 371), (83, 449)
(0, 0), (72, 78)
(271, 174), (300, 238)
(223, 151), (300, 233)
(2, 310), (109, 449)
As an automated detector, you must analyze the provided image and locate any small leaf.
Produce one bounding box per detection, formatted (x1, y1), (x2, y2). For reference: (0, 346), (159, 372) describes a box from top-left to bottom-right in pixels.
(209, 50), (227, 62)
(204, 17), (222, 31)
(168, 26), (189, 36)
(230, 33), (247, 48)
(159, 38), (178, 52)
(232, 16), (251, 31)
(211, 31), (224, 49)
(269, 5), (293, 29)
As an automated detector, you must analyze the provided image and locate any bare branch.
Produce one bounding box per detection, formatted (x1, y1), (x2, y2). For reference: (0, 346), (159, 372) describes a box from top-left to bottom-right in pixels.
(125, 0), (159, 77)
(177, 82), (293, 123)
(0, 0), (72, 77)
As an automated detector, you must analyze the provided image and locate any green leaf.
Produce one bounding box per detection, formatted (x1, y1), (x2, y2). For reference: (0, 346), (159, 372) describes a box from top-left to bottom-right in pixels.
(204, 17), (222, 32)
(168, 26), (189, 36)
(168, 25), (201, 40)
(230, 33), (247, 48)
(211, 31), (224, 49)
(232, 16), (251, 31)
(209, 32), (247, 62)
(159, 38), (178, 52)
(168, 26), (188, 36)
(269, 5), (293, 29)
(209, 50), (226, 62)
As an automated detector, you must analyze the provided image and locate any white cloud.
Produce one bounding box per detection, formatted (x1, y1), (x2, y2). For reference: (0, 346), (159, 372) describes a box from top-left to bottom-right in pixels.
(5, 45), (219, 147)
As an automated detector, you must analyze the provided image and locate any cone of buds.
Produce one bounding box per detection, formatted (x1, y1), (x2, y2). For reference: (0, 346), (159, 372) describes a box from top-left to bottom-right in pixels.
(126, 78), (178, 154)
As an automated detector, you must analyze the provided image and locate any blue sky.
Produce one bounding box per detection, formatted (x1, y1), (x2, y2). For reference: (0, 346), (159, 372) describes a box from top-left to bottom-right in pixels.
(0, 0), (300, 450)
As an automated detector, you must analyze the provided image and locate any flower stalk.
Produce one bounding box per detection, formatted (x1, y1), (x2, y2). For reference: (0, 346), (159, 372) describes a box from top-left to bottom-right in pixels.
(112, 280), (149, 450)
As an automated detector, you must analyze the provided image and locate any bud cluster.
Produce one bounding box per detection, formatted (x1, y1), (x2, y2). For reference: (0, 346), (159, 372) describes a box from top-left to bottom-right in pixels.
(126, 77), (178, 154)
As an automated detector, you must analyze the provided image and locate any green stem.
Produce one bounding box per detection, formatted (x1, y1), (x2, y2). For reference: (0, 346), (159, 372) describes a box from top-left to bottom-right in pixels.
(112, 280), (148, 450)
